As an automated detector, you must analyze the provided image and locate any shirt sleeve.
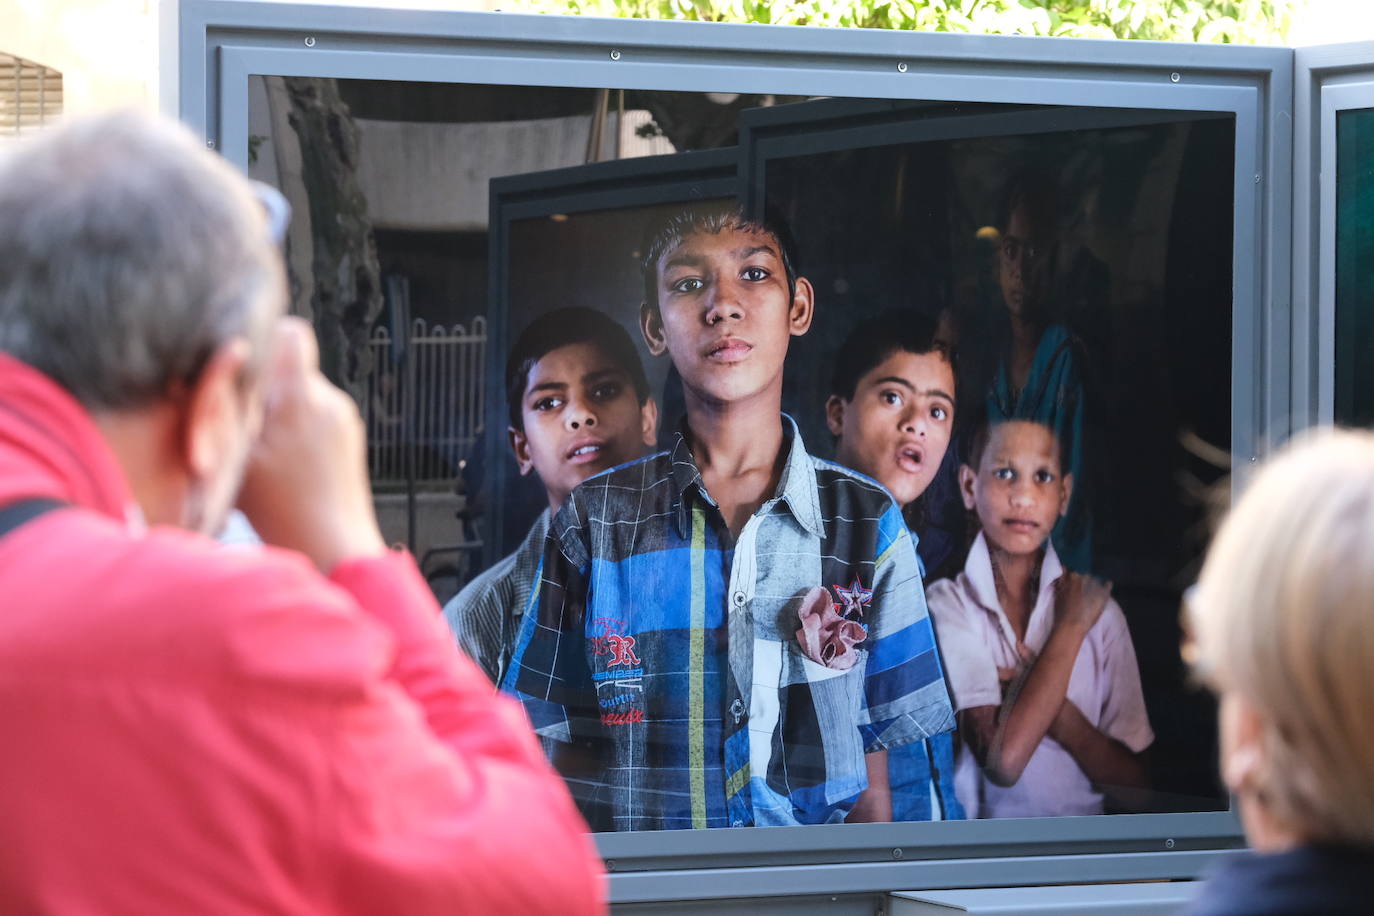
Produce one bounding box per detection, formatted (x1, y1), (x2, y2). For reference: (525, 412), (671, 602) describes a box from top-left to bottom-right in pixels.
(925, 578), (1003, 712)
(857, 504), (957, 753)
(507, 498), (602, 746)
(441, 565), (507, 683)
(1093, 600), (1155, 754)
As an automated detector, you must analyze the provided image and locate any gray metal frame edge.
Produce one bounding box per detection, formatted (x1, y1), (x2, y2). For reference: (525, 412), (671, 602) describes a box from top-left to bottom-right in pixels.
(179, 0), (1288, 901)
(1293, 41), (1374, 429)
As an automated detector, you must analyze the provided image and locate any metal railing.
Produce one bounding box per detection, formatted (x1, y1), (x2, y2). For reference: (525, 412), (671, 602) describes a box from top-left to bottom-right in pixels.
(365, 316), (487, 484)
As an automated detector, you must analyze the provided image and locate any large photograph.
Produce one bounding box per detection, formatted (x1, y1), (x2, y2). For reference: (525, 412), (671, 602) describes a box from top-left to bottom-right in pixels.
(247, 78), (1232, 830)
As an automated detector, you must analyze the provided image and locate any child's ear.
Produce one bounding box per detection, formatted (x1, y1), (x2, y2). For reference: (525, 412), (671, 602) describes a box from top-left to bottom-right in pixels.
(788, 277), (816, 337)
(824, 394), (847, 437)
(640, 302), (668, 357)
(958, 463), (977, 510)
(508, 426), (535, 477)
(638, 396), (659, 448)
(1060, 472), (1074, 518)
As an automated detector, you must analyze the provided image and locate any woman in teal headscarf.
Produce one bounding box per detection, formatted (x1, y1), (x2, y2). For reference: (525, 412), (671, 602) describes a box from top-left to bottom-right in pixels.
(986, 178), (1092, 573)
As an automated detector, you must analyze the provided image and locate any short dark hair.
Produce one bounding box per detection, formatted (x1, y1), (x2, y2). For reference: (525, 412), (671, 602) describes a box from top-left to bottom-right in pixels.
(505, 307), (650, 431)
(640, 203), (799, 312)
(829, 309), (954, 402)
(962, 410), (1067, 475)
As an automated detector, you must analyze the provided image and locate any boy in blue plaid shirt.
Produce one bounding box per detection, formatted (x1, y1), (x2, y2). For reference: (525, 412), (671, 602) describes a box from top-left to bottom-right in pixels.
(825, 309), (966, 822)
(507, 205), (956, 830)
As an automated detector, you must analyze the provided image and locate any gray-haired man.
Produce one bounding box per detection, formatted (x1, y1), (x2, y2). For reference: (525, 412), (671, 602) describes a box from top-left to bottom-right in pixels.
(0, 110), (602, 915)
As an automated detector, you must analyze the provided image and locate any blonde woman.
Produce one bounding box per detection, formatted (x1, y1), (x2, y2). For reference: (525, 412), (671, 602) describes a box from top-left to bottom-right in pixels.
(1186, 430), (1374, 916)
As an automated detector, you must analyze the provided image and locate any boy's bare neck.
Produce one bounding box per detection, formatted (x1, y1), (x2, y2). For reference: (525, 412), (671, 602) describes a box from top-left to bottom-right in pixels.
(989, 544), (1040, 631)
(684, 395), (786, 537)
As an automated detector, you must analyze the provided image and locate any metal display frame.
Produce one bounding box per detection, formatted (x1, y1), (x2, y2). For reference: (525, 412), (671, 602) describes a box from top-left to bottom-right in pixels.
(177, 1), (1318, 905)
(1294, 41), (1374, 427)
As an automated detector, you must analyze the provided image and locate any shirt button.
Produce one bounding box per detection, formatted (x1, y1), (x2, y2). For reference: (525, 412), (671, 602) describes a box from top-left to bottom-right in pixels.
(730, 698), (745, 723)
(732, 591), (746, 607)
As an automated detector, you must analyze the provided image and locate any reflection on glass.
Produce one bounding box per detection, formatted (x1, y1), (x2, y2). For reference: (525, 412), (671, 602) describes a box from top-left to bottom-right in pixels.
(248, 78), (1232, 832)
(1337, 107), (1374, 427)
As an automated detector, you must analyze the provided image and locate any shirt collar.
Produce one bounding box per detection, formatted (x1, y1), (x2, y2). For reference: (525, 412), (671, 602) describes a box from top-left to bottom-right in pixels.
(0, 353), (137, 525)
(964, 530), (1064, 621)
(669, 413), (824, 541)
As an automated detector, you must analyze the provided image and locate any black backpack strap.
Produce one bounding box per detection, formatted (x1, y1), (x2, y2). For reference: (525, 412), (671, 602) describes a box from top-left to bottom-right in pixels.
(0, 498), (66, 539)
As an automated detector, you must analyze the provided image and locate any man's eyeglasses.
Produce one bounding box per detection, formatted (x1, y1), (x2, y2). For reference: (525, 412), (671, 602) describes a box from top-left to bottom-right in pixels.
(249, 180), (291, 247)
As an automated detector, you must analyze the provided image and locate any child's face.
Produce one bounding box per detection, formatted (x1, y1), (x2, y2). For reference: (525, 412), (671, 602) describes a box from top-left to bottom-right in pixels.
(641, 226), (813, 408)
(959, 420), (1072, 557)
(509, 341), (658, 512)
(826, 349), (955, 507)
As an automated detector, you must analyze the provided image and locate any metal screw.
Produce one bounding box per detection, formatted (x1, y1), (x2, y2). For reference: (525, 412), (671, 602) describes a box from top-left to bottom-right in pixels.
(897, 62), (908, 73)
(892, 847), (905, 860)
(304, 36), (316, 47)
(205, 139), (215, 149)
(605, 859), (616, 871)
(1254, 174), (1262, 184)
(1170, 72), (1181, 83)
(1250, 456), (1258, 463)
(609, 49), (621, 60)
(1165, 838), (1176, 849)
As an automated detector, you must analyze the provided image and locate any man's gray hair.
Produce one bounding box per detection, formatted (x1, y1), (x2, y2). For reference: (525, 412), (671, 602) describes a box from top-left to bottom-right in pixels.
(0, 109), (282, 410)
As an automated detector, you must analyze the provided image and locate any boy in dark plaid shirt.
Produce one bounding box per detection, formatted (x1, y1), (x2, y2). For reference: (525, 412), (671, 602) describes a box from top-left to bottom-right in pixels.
(507, 205), (956, 830)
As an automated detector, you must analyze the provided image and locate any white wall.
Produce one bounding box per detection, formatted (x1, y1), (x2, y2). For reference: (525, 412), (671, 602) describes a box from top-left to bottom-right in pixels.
(0, 0), (164, 113)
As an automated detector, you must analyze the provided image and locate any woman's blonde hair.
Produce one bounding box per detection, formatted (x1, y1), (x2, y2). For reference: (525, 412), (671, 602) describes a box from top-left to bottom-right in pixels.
(1191, 428), (1374, 846)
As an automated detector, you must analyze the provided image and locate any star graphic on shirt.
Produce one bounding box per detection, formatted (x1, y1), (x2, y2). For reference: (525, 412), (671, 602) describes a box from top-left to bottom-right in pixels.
(832, 576), (873, 619)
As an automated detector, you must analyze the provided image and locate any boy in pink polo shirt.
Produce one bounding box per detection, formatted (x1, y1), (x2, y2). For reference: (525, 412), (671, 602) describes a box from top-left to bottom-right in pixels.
(927, 415), (1152, 818)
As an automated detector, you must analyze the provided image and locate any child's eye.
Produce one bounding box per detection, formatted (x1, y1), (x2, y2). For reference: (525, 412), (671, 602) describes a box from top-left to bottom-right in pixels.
(992, 467), (1014, 481)
(670, 277), (704, 293)
(931, 406), (948, 421)
(1034, 470), (1056, 484)
(741, 266), (769, 281)
(880, 390), (902, 407)
(590, 382), (623, 401)
(531, 396), (563, 412)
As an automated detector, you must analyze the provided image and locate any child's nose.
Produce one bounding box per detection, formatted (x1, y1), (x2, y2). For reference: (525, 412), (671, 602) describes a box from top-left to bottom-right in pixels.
(704, 282), (745, 325)
(565, 401), (597, 430)
(900, 409), (926, 436)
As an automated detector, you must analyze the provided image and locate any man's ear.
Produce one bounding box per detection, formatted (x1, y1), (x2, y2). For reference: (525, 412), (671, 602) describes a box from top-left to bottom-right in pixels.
(640, 302), (668, 357)
(182, 337), (252, 480)
(639, 395), (659, 448)
(824, 394), (847, 437)
(508, 426), (535, 476)
(958, 463), (977, 511)
(789, 277), (816, 337)
(1060, 472), (1074, 517)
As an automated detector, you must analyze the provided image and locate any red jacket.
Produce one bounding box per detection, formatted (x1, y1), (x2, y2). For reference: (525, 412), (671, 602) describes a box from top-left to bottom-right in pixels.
(0, 354), (605, 915)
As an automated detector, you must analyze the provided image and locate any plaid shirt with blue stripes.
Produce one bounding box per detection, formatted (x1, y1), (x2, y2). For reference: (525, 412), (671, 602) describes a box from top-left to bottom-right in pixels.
(506, 417), (956, 831)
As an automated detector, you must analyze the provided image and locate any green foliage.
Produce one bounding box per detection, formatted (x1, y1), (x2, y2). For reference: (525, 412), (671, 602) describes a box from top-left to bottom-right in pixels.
(515, 0), (1301, 44)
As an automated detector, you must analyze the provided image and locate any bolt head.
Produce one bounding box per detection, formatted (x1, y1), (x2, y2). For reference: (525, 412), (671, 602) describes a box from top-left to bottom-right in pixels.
(897, 62), (908, 72)
(610, 49), (621, 60)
